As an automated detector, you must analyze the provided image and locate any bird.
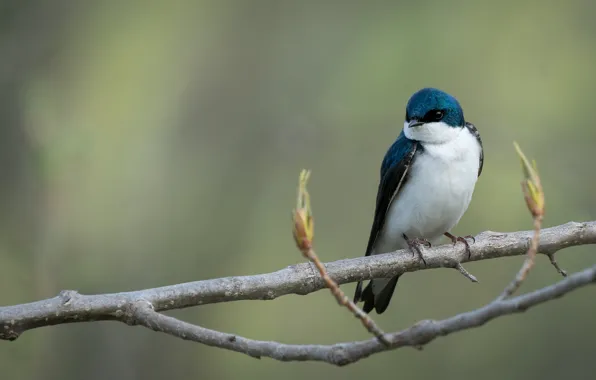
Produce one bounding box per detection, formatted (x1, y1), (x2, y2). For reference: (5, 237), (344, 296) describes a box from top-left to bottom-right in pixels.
(353, 87), (484, 314)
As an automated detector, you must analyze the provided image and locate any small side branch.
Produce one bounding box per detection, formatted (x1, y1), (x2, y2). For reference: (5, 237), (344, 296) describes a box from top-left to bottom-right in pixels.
(304, 247), (389, 345)
(292, 169), (388, 344)
(547, 253), (568, 277)
(498, 216), (543, 299)
(454, 263), (479, 283)
(498, 143), (546, 300)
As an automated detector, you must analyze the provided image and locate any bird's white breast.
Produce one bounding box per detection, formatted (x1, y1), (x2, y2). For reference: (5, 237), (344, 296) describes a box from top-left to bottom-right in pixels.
(373, 126), (481, 255)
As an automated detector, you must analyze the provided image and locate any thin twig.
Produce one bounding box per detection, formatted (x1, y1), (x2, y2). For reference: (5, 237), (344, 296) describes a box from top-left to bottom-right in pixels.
(302, 246), (389, 345)
(547, 253), (568, 277)
(498, 143), (547, 300)
(454, 263), (478, 282)
(291, 169), (388, 345)
(498, 215), (543, 299)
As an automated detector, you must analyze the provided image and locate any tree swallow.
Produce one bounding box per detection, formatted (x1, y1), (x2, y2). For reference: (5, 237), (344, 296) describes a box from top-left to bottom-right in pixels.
(353, 87), (484, 314)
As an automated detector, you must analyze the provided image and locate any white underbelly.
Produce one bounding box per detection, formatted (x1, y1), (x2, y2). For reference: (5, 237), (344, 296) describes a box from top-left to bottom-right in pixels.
(373, 138), (480, 255)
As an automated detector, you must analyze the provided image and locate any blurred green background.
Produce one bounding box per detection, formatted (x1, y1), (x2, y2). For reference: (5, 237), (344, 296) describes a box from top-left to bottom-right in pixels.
(0, 1), (595, 379)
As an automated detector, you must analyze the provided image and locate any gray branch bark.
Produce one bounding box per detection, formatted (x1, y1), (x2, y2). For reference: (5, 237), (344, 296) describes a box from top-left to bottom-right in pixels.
(0, 221), (594, 365)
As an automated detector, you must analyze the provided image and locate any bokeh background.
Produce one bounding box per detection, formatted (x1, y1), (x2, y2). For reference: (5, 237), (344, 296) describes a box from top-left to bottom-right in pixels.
(0, 1), (595, 379)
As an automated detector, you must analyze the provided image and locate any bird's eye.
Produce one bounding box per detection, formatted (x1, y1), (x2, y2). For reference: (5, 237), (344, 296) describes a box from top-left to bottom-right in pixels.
(422, 109), (445, 123)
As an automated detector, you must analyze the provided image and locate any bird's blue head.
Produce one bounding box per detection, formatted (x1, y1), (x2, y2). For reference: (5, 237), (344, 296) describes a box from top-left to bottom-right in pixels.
(406, 88), (464, 127)
(403, 88), (466, 143)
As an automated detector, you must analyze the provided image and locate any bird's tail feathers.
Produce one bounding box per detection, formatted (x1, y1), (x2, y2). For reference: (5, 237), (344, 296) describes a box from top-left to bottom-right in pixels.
(353, 281), (364, 303)
(355, 276), (400, 314)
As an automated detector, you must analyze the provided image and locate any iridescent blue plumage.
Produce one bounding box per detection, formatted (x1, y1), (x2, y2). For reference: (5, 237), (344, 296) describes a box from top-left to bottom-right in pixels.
(380, 131), (415, 179)
(405, 87), (464, 127)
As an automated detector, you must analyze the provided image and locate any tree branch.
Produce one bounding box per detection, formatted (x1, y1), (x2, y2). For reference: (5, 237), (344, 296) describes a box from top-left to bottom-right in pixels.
(1, 221), (595, 337)
(0, 221), (594, 365)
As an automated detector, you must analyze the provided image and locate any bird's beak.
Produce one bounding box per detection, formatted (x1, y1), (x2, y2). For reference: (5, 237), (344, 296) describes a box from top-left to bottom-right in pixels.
(408, 120), (423, 128)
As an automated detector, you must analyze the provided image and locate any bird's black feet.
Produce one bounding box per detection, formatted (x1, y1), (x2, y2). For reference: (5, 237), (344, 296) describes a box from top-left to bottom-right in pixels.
(444, 232), (475, 259)
(403, 234), (430, 266)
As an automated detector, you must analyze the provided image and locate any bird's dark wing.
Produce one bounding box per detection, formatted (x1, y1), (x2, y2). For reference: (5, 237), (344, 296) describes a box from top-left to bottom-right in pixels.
(364, 133), (418, 257)
(353, 132), (418, 306)
(465, 122), (484, 177)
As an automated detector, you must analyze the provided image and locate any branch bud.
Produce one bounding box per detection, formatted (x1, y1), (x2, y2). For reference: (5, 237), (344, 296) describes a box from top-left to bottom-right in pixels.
(514, 142), (545, 218)
(292, 169), (314, 251)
